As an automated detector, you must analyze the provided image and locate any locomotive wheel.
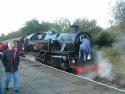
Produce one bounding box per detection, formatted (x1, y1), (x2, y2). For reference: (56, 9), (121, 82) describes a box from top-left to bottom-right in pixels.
(39, 51), (48, 64)
(61, 62), (67, 71)
(35, 56), (39, 62)
(41, 55), (48, 64)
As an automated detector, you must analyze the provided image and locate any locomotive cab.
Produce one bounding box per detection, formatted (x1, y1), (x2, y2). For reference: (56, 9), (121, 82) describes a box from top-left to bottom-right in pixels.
(50, 31), (93, 69)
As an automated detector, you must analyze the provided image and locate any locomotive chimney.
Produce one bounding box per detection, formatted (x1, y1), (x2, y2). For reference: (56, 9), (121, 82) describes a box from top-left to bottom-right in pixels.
(70, 24), (79, 32)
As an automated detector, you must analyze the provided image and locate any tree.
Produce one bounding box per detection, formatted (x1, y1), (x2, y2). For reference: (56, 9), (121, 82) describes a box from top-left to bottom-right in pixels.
(96, 32), (115, 47)
(113, 0), (125, 25)
(5, 31), (21, 40)
(54, 18), (71, 32)
(0, 33), (6, 41)
(112, 0), (125, 32)
(0, 19), (55, 40)
(19, 19), (43, 36)
(73, 18), (102, 32)
(19, 19), (54, 36)
(40, 21), (54, 32)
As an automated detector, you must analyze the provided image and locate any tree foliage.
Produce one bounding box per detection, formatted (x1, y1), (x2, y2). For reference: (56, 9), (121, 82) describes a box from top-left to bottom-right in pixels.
(73, 18), (102, 32)
(19, 19), (45, 35)
(113, 0), (125, 25)
(5, 31), (21, 40)
(0, 33), (6, 41)
(0, 18), (103, 42)
(54, 18), (71, 32)
(96, 32), (115, 47)
(112, 0), (125, 32)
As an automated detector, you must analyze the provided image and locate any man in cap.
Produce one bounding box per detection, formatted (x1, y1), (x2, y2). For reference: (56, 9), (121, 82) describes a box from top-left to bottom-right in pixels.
(2, 41), (20, 93)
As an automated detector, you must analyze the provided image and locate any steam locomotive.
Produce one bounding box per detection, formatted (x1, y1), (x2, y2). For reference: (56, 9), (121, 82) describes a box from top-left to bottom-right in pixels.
(3, 25), (98, 74)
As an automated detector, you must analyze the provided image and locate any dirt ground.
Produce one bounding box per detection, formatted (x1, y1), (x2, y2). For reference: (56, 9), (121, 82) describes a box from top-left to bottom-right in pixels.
(2, 58), (125, 94)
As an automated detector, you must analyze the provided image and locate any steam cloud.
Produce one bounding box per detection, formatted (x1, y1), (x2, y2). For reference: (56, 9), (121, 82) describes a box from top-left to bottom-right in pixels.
(96, 51), (114, 81)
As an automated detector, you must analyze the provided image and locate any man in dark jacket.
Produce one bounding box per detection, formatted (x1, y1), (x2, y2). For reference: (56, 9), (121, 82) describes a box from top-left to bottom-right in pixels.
(2, 41), (20, 93)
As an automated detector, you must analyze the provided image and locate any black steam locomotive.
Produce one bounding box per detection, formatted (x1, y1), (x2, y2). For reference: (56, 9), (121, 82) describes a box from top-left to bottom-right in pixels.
(3, 25), (97, 73)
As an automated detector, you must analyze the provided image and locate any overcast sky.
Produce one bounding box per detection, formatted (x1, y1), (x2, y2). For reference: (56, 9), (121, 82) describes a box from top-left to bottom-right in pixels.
(0, 0), (116, 35)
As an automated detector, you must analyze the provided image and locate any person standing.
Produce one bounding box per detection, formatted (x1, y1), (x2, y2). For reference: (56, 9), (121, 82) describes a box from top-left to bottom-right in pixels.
(2, 41), (20, 93)
(79, 37), (91, 63)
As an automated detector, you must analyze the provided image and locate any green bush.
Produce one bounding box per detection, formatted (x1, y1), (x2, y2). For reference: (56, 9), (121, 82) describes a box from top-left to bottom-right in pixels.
(96, 32), (116, 47)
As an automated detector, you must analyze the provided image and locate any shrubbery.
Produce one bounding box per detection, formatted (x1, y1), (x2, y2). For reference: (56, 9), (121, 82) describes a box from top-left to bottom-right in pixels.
(95, 32), (116, 48)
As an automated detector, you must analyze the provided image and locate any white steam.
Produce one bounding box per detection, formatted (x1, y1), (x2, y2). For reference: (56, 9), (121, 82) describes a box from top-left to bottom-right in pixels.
(96, 51), (114, 81)
(79, 51), (114, 81)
